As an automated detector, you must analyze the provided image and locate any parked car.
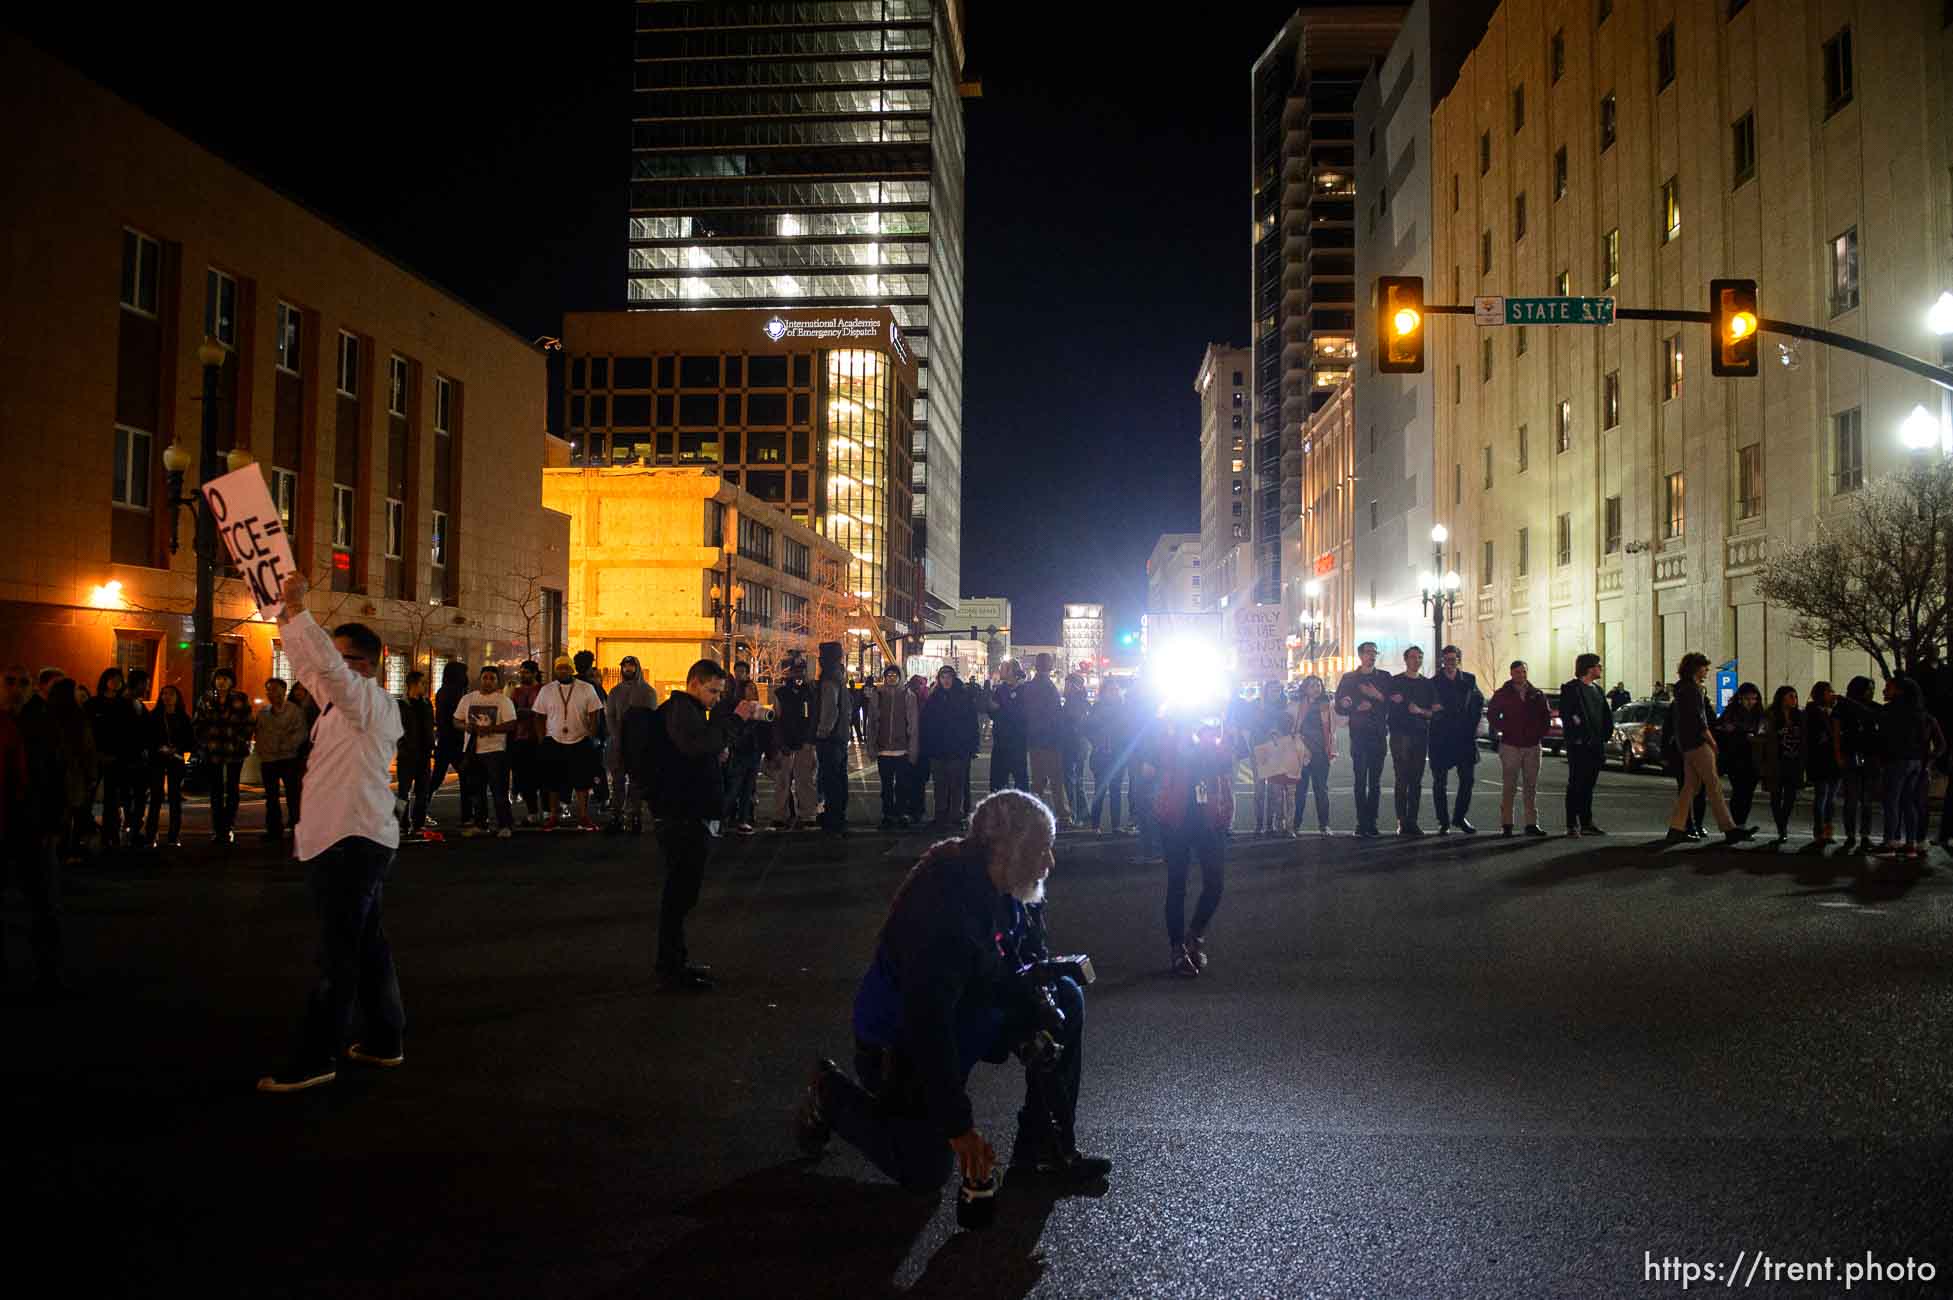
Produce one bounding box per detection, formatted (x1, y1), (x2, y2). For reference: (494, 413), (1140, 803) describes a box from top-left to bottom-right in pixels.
(1476, 700), (1565, 754)
(1606, 698), (1670, 772)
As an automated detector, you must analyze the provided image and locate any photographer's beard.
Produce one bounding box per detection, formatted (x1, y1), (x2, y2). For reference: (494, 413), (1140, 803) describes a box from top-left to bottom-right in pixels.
(997, 844), (1052, 905)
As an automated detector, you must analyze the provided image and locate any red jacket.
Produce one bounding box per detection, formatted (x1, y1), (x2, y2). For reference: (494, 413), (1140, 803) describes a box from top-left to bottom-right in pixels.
(1486, 681), (1553, 748)
(1151, 724), (1236, 831)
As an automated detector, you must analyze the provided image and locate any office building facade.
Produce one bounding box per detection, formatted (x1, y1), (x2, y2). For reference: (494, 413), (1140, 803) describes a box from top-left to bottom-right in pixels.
(561, 306), (918, 645)
(1252, 7), (1405, 608)
(1060, 603), (1107, 690)
(628, 0), (972, 626)
(1147, 532), (1202, 614)
(1195, 344), (1254, 635)
(1432, 0), (1953, 694)
(0, 38), (569, 694)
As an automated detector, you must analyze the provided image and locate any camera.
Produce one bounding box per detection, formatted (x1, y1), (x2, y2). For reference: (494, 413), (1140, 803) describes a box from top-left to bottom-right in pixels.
(1009, 954), (1094, 1071)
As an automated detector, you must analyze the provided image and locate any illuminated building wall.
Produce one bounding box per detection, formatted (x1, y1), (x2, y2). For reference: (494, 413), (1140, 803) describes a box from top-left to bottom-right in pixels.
(627, 0), (971, 624)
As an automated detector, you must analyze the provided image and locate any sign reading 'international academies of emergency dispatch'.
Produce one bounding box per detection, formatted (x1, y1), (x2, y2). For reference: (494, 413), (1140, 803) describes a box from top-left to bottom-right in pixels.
(763, 315), (911, 365)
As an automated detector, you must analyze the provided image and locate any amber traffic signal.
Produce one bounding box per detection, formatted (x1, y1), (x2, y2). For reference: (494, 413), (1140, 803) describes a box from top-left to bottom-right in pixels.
(1710, 278), (1759, 377)
(1375, 276), (1425, 374)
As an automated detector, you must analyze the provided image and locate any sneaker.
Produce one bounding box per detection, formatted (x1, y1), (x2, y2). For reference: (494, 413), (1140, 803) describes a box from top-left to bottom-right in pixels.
(257, 1064), (336, 1093)
(1010, 1144), (1114, 1183)
(794, 1057), (839, 1156)
(1664, 828), (1691, 844)
(496, 828), (513, 839)
(1523, 824), (1548, 838)
(1170, 948), (1200, 978)
(1567, 827), (1583, 838)
(1502, 825), (1515, 838)
(345, 1042), (404, 1068)
(1399, 824), (1424, 838)
(542, 815), (560, 831)
(1581, 824), (1607, 836)
(1456, 819), (1477, 834)
(1183, 935), (1209, 971)
(1724, 826), (1757, 845)
(576, 816), (599, 832)
(1437, 824), (1452, 836)
(422, 817), (440, 829)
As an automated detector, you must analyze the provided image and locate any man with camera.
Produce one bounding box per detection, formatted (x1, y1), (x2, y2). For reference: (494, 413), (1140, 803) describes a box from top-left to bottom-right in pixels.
(794, 789), (1112, 1194)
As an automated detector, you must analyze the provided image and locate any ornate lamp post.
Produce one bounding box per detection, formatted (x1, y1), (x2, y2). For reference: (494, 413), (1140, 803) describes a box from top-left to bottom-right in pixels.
(1419, 524), (1462, 653)
(709, 560), (744, 670)
(160, 337), (252, 702)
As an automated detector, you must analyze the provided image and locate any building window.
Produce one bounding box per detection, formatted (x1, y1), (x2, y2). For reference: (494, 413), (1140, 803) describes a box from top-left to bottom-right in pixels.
(385, 499), (404, 558)
(1369, 499), (1378, 531)
(388, 356), (409, 417)
(434, 376), (452, 434)
(120, 228), (159, 315)
(1555, 269), (1571, 296)
(1834, 407), (1864, 492)
(1479, 130), (1491, 175)
(112, 425), (151, 509)
(1482, 445), (1493, 489)
(1663, 335), (1684, 400)
(738, 514), (775, 565)
(274, 301), (301, 374)
(1823, 26), (1854, 116)
(1603, 370), (1621, 429)
(783, 535), (811, 580)
(1829, 228), (1859, 314)
(1736, 443), (1762, 519)
(1656, 24), (1676, 90)
(1482, 336), (1494, 383)
(1480, 229), (1492, 276)
(1660, 177), (1681, 243)
(1557, 399), (1573, 449)
(1231, 391), (1244, 408)
(1482, 539), (1495, 584)
(1663, 472), (1686, 539)
(1517, 527), (1531, 577)
(1455, 463), (1463, 504)
(1455, 365), (1462, 404)
(1604, 496), (1622, 554)
(1598, 0), (1612, 21)
(1517, 423), (1529, 472)
(1231, 413), (1241, 430)
(337, 332), (359, 397)
(272, 467), (297, 533)
(1554, 146), (1568, 200)
(1600, 93), (1617, 151)
(1551, 30), (1565, 84)
(430, 509), (448, 567)
(1515, 325), (1528, 357)
(1556, 513), (1572, 567)
(1514, 192), (1528, 241)
(1730, 0), (1749, 14)
(333, 484), (354, 548)
(1452, 173), (1460, 211)
(1602, 228), (1620, 289)
(205, 269), (238, 348)
(1511, 84), (1525, 134)
(1732, 112), (1756, 186)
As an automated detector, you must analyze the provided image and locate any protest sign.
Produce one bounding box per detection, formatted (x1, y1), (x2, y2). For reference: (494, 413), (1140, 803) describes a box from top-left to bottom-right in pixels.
(1233, 605), (1286, 680)
(200, 463), (297, 620)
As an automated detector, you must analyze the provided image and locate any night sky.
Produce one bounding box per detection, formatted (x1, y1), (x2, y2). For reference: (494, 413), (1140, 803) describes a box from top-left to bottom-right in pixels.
(15, 1), (1399, 646)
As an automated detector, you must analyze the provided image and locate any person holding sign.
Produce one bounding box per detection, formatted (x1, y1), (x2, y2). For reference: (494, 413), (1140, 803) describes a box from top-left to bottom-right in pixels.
(257, 572), (406, 1094)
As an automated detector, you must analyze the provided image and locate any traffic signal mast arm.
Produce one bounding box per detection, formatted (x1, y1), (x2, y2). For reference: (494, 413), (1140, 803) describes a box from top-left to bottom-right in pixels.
(1419, 302), (1953, 391)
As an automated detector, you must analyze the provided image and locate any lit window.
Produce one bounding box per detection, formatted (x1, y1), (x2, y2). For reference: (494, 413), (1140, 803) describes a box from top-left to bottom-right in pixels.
(1600, 92), (1617, 151)
(1603, 371), (1621, 429)
(1829, 228), (1859, 314)
(333, 484), (354, 548)
(1603, 228), (1620, 288)
(431, 509), (448, 567)
(1555, 269), (1571, 296)
(1736, 444), (1762, 519)
(1660, 178), (1681, 243)
(385, 498), (404, 559)
(1663, 335), (1684, 400)
(1556, 401), (1572, 454)
(1664, 472), (1686, 539)
(1604, 497), (1622, 554)
(273, 468), (297, 533)
(1554, 147), (1568, 200)
(1833, 408), (1864, 492)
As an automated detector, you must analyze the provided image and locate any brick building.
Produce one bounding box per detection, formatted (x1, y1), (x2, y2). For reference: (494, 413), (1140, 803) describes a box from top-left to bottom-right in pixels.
(0, 37), (568, 695)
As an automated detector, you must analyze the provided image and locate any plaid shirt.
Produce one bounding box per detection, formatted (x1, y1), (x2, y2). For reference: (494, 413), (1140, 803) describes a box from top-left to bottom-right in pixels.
(193, 689), (255, 762)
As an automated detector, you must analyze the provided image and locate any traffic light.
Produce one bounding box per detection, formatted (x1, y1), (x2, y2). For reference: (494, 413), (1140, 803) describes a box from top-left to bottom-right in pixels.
(1375, 276), (1425, 374)
(1710, 278), (1759, 377)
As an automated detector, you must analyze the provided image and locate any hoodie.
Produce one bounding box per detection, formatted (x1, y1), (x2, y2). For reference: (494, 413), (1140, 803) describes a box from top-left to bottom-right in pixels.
(606, 671), (660, 774)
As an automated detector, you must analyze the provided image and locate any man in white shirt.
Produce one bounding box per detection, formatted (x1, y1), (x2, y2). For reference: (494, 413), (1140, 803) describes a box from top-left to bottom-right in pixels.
(536, 654), (603, 830)
(258, 572), (406, 1093)
(455, 665), (518, 837)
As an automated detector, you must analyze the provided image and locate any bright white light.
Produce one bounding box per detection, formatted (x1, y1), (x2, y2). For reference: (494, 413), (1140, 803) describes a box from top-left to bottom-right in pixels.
(88, 580), (124, 609)
(1418, 571), (1437, 593)
(1304, 579), (1322, 598)
(1443, 571), (1462, 591)
(1929, 292), (1953, 336)
(779, 213), (803, 237)
(1430, 523), (1449, 544)
(1144, 638), (1231, 712)
(1902, 404), (1939, 451)
(684, 246), (711, 269)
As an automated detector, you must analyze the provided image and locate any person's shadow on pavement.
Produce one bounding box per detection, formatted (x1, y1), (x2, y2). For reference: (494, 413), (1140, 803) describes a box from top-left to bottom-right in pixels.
(903, 1174), (1107, 1300)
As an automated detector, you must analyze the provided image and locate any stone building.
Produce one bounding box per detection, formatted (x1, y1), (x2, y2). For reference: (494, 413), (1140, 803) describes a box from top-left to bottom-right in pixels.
(1146, 533), (1202, 614)
(0, 37), (567, 695)
(1194, 343), (1254, 635)
(1285, 376), (1357, 678)
(1431, 0), (1953, 695)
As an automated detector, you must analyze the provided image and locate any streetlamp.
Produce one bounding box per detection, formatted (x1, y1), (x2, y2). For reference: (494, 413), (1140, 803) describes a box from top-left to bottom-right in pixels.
(709, 571), (744, 669)
(1299, 578), (1324, 657)
(160, 337), (233, 702)
(1420, 524), (1462, 653)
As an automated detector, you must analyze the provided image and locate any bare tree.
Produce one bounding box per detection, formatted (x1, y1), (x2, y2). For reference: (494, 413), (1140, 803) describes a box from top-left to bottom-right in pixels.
(1755, 458), (1953, 680)
(502, 566), (546, 661)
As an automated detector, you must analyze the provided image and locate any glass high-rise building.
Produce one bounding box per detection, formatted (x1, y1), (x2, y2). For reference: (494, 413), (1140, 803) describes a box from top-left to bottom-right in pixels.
(628, 0), (970, 628)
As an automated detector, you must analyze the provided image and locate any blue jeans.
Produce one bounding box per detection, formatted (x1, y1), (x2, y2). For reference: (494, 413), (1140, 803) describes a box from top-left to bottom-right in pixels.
(825, 977), (1086, 1191)
(1883, 759), (1924, 844)
(1088, 755), (1125, 830)
(1063, 753), (1088, 821)
(816, 739), (849, 831)
(723, 751), (760, 825)
(1809, 776), (1840, 834)
(298, 837), (404, 1068)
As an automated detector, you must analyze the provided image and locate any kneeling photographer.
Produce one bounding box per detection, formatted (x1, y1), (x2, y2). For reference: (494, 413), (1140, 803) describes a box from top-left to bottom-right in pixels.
(795, 788), (1111, 1200)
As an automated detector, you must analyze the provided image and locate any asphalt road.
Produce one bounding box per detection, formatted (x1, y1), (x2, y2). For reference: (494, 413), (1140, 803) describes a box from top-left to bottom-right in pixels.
(5, 744), (1951, 1298)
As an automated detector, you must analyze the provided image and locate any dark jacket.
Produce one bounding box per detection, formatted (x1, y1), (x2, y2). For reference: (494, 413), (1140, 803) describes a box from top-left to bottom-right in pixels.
(1880, 695), (1930, 762)
(815, 671), (848, 744)
(1386, 673), (1436, 737)
(1296, 697), (1337, 763)
(1670, 679), (1714, 753)
(722, 676), (762, 758)
(145, 703), (195, 760)
(985, 680), (1029, 755)
(648, 689), (730, 820)
(1487, 681), (1552, 748)
(1060, 684), (1091, 759)
(1715, 703), (1763, 776)
(433, 678), (468, 754)
(850, 842), (1046, 1139)
(1558, 678), (1614, 753)
(1429, 671), (1483, 765)
(1085, 694), (1133, 767)
(1021, 673), (1064, 749)
(86, 694), (142, 765)
(1836, 696), (1881, 767)
(1333, 668), (1391, 738)
(920, 680), (982, 759)
(773, 679), (816, 750)
(396, 696), (436, 761)
(1760, 708), (1806, 792)
(1803, 702), (1842, 782)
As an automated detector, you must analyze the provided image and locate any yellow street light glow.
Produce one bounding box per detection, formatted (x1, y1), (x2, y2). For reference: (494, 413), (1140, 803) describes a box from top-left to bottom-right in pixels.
(1392, 307), (1421, 337)
(1727, 310), (1757, 341)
